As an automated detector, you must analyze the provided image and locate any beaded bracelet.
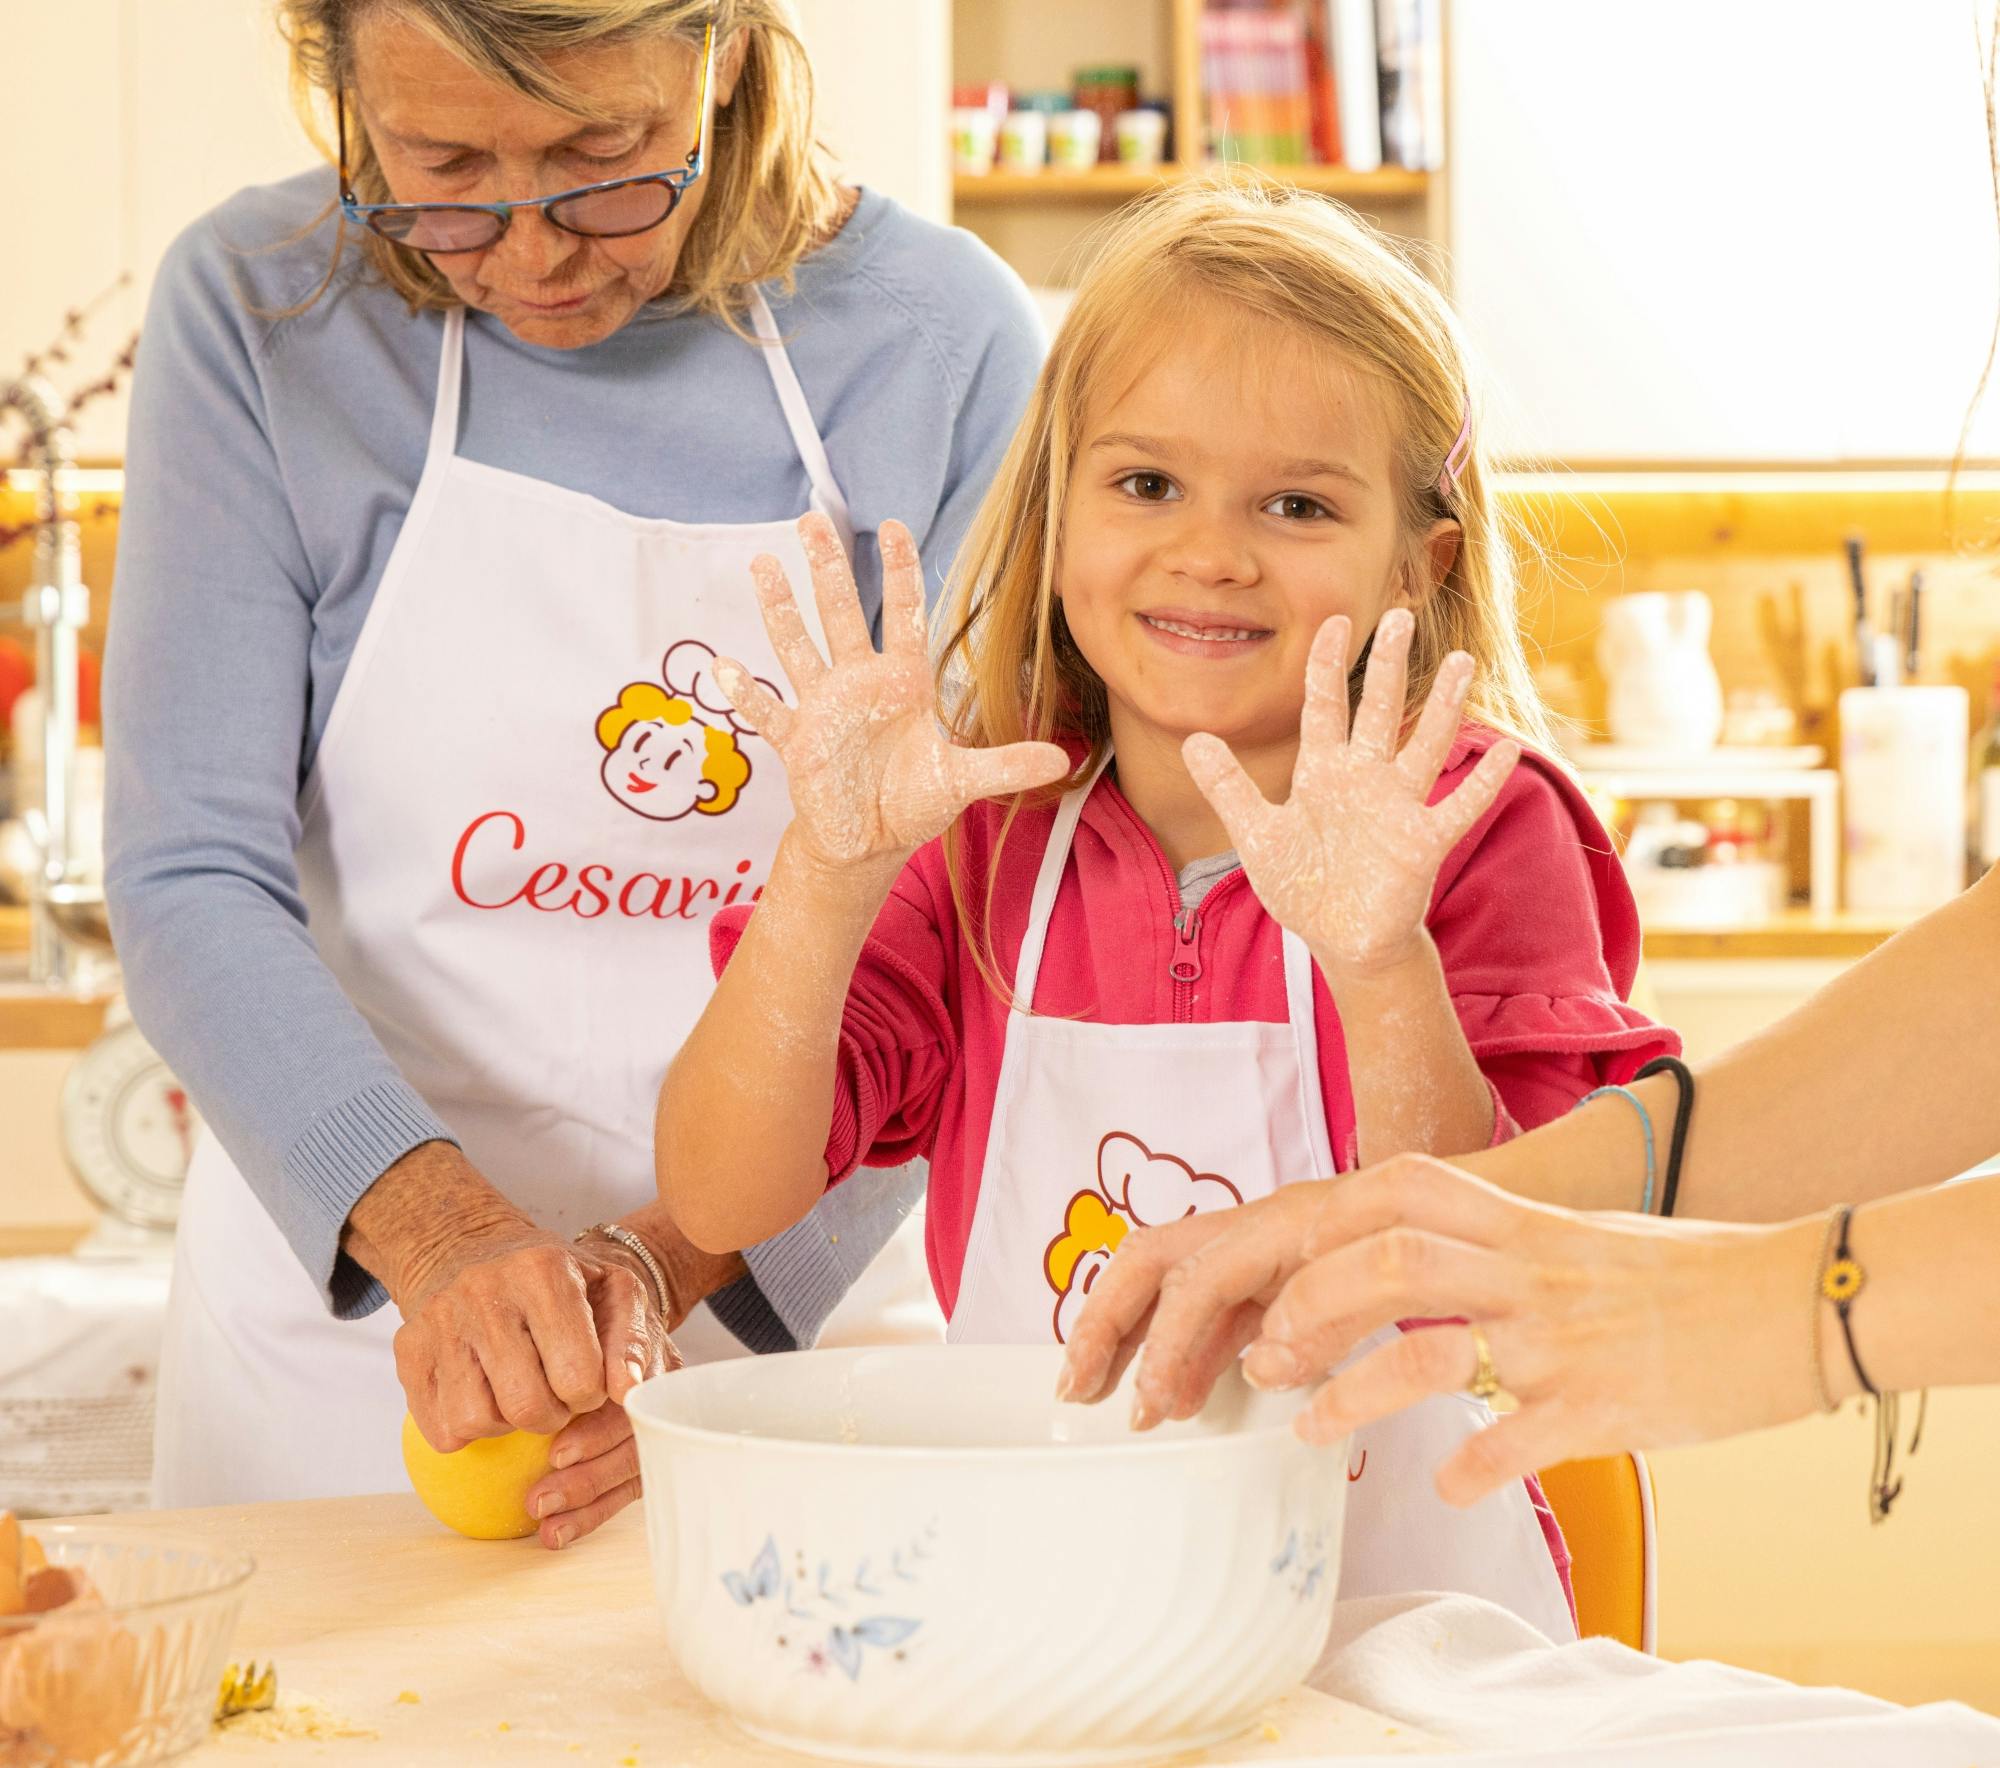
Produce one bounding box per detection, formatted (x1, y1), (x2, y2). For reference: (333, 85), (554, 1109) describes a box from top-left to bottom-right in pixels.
(1815, 1204), (1928, 1523)
(1572, 1085), (1657, 1215)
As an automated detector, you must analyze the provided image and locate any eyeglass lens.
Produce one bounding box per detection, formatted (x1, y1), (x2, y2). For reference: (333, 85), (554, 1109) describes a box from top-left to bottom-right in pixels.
(366, 179), (680, 254)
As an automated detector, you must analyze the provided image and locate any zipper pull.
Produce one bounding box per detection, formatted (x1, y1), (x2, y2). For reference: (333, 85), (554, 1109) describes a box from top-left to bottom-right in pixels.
(1170, 907), (1204, 983)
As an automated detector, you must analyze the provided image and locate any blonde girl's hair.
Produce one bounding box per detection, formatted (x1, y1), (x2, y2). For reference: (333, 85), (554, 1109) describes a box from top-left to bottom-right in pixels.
(936, 170), (1559, 994)
(272, 0), (844, 325)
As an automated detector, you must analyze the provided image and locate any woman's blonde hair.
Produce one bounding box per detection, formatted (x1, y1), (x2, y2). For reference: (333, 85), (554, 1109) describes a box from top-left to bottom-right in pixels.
(937, 171), (1558, 989)
(275, 0), (843, 322)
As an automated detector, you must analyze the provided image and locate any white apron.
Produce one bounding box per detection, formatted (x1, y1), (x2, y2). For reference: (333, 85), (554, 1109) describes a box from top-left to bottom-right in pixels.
(153, 291), (932, 1506)
(946, 767), (1577, 1641)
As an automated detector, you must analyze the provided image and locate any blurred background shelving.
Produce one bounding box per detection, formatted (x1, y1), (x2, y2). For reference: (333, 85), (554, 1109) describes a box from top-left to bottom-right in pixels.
(949, 0), (1443, 288)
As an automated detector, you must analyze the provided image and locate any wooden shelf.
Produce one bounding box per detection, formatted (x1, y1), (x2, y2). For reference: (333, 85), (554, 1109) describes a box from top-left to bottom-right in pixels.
(0, 1224), (91, 1259)
(1641, 915), (1907, 962)
(0, 989), (112, 1049)
(953, 164), (1432, 204)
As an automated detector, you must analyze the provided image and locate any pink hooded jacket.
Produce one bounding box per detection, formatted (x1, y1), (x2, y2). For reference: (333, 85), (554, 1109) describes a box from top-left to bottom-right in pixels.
(712, 724), (1679, 1318)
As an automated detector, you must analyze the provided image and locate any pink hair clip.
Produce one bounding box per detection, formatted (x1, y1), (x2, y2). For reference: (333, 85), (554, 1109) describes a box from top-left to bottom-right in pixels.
(1437, 399), (1473, 499)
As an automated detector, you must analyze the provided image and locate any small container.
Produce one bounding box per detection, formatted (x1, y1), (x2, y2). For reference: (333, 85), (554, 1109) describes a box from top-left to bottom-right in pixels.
(1114, 108), (1168, 167)
(1842, 684), (1970, 913)
(1074, 65), (1141, 163)
(951, 81), (1009, 122)
(1048, 108), (1103, 171)
(951, 105), (999, 175)
(999, 109), (1049, 172)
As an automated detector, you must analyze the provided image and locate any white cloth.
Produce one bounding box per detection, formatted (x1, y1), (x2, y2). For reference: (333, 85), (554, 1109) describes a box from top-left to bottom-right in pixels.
(152, 290), (931, 1506)
(1284, 1593), (2000, 1765)
(0, 1254), (172, 1513)
(945, 764), (1576, 1642)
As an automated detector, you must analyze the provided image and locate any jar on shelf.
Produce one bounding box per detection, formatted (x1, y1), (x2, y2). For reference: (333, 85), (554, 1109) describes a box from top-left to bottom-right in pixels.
(1048, 109), (1103, 170)
(1114, 109), (1168, 168)
(999, 108), (1049, 172)
(1073, 66), (1140, 164)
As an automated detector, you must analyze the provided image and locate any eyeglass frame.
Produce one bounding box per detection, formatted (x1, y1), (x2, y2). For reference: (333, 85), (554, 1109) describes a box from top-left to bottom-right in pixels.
(335, 20), (716, 253)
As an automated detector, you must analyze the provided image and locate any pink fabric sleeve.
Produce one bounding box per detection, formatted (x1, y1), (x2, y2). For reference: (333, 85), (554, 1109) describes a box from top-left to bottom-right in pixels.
(1429, 749), (1680, 1131)
(709, 855), (958, 1186)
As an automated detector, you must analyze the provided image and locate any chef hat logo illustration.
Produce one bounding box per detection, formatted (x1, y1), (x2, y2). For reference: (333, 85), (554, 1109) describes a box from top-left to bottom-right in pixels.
(594, 680), (752, 817)
(1044, 1190), (1127, 1345)
(663, 639), (778, 738)
(1045, 1189), (1129, 1299)
(1095, 1132), (1243, 1226)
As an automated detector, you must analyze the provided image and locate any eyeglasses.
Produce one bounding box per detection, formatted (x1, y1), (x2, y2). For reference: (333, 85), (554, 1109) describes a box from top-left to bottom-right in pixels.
(337, 21), (714, 256)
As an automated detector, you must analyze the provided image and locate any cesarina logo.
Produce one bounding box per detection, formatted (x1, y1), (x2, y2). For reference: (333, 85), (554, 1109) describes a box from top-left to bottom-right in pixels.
(599, 638), (770, 823)
(450, 639), (783, 923)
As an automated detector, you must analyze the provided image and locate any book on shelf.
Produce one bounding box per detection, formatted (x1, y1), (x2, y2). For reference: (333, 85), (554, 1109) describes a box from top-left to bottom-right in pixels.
(1200, 5), (1314, 165)
(1198, 0), (1443, 175)
(1375, 0), (1444, 170)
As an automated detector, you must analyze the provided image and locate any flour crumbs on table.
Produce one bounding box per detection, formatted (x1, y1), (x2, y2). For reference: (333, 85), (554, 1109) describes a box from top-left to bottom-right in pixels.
(211, 1696), (379, 1743)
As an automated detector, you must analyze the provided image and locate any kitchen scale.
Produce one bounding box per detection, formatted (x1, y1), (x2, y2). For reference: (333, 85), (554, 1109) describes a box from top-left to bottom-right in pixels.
(57, 1002), (199, 1259)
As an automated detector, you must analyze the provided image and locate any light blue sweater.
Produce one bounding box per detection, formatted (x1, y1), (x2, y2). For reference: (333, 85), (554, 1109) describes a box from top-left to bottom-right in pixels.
(103, 170), (1043, 1343)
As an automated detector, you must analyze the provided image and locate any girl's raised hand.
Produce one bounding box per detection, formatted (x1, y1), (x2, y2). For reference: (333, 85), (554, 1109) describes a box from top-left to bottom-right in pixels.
(717, 515), (1070, 870)
(1182, 608), (1519, 976)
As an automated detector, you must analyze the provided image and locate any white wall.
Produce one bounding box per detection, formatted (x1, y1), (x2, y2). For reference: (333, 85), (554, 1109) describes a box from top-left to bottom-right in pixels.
(794, 0), (949, 223)
(3, 3), (313, 460)
(1, 1), (946, 461)
(1451, 0), (2000, 463)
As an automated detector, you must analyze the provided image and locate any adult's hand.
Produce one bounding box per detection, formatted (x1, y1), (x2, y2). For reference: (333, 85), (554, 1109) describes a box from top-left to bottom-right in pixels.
(344, 1144), (745, 1547)
(1057, 1182), (1334, 1427)
(524, 1205), (747, 1550)
(1068, 1155), (1834, 1506)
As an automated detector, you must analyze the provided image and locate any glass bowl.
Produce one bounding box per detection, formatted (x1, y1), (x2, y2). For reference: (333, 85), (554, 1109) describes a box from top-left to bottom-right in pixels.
(1, 1522), (254, 1766)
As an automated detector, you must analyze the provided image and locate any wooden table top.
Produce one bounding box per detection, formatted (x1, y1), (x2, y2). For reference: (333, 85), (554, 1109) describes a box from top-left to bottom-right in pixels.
(106, 1492), (1438, 1763)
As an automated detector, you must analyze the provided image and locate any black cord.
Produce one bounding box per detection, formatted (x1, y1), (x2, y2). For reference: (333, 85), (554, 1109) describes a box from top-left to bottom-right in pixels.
(1823, 1204), (1926, 1522)
(1828, 1205), (1877, 1397)
(1634, 1056), (1694, 1216)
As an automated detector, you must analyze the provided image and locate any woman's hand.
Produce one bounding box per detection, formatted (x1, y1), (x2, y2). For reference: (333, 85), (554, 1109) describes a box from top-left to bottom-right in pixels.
(1078, 1155), (1830, 1505)
(716, 514), (1069, 874)
(1182, 608), (1518, 977)
(1056, 1183), (1335, 1427)
(347, 1144), (710, 1548)
(521, 1212), (735, 1550)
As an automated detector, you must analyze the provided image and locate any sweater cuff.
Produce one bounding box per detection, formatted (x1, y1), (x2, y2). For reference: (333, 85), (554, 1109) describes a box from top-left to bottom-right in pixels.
(279, 1077), (458, 1322)
(741, 1214), (855, 1351)
(705, 1275), (798, 1354)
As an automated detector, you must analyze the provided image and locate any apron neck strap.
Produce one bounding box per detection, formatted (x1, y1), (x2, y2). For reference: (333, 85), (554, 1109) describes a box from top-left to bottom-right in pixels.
(423, 295), (856, 557)
(1009, 750), (1336, 1171)
(1282, 924), (1336, 1173)
(428, 306), (467, 471)
(1010, 754), (1109, 1008)
(746, 286), (856, 556)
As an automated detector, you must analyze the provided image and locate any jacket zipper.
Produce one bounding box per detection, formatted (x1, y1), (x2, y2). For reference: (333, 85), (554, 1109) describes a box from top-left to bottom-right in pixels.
(1170, 905), (1205, 1021)
(1104, 781), (1246, 1025)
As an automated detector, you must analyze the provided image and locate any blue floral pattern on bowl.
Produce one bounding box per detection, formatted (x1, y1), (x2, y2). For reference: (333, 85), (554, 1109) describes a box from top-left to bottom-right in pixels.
(1269, 1527), (1330, 1602)
(720, 1523), (935, 1681)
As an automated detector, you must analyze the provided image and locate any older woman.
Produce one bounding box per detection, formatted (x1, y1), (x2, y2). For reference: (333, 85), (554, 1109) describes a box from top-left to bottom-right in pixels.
(105, 0), (1041, 1544)
(1060, 863), (2000, 1507)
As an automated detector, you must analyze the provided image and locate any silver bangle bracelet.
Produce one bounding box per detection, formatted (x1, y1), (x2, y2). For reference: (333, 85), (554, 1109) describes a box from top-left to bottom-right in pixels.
(575, 1221), (671, 1321)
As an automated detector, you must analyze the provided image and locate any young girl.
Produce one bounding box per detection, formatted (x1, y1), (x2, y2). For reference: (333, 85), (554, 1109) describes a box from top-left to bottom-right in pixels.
(657, 178), (1677, 1641)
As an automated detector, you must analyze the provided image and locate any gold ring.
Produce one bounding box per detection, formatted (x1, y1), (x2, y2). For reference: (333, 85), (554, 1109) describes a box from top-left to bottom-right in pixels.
(1466, 1323), (1502, 1401)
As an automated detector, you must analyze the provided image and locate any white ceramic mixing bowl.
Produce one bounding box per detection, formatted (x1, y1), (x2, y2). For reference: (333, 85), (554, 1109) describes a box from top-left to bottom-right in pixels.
(627, 1343), (1346, 1765)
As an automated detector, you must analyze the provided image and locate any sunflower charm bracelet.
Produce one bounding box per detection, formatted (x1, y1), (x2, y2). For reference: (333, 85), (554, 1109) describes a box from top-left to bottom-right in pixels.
(1821, 1205), (1875, 1393)
(1811, 1203), (1926, 1522)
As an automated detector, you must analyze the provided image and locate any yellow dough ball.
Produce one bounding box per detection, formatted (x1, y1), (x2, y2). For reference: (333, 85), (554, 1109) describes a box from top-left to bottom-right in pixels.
(401, 1413), (555, 1540)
